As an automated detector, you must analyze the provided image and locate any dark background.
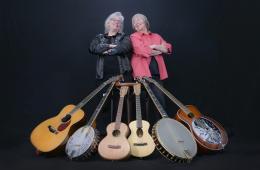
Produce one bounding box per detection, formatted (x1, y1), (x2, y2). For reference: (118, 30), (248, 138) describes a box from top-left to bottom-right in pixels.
(1, 0), (260, 169)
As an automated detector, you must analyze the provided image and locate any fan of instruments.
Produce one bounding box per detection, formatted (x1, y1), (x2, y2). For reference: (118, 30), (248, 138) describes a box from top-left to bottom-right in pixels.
(30, 76), (228, 162)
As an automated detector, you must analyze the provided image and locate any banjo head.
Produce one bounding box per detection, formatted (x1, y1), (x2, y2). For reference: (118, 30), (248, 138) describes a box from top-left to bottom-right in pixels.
(65, 126), (99, 159)
(153, 118), (197, 161)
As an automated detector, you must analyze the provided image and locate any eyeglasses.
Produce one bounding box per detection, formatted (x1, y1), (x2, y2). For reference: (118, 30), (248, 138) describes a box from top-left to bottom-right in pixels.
(133, 22), (144, 27)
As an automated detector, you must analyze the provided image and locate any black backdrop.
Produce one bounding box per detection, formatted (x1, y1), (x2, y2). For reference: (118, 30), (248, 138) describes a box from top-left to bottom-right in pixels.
(1, 0), (259, 150)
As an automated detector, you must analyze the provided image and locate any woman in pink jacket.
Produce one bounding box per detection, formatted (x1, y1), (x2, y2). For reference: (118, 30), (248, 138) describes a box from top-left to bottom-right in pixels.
(130, 13), (172, 123)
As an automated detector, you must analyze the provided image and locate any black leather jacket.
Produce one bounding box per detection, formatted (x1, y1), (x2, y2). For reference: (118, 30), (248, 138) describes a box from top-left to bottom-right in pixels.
(89, 32), (132, 80)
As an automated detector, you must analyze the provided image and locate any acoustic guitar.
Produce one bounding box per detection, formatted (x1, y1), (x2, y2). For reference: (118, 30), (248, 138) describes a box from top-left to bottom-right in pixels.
(128, 83), (155, 158)
(139, 78), (197, 162)
(143, 77), (228, 152)
(30, 75), (122, 153)
(98, 86), (131, 160)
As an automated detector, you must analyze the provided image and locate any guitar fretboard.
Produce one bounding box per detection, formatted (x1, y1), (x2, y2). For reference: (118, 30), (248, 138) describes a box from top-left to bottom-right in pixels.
(68, 75), (121, 116)
(143, 77), (191, 116)
(114, 96), (125, 130)
(139, 79), (168, 118)
(135, 95), (143, 128)
(85, 81), (116, 127)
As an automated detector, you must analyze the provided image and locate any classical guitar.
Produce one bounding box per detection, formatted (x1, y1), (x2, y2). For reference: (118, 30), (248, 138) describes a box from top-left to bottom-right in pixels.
(139, 78), (197, 162)
(128, 83), (155, 158)
(65, 80), (117, 160)
(143, 77), (228, 152)
(30, 75), (122, 153)
(98, 86), (131, 160)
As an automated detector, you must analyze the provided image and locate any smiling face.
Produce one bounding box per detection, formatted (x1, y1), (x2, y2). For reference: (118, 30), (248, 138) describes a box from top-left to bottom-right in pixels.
(132, 14), (149, 33)
(104, 12), (124, 34)
(133, 18), (146, 32)
(108, 16), (122, 33)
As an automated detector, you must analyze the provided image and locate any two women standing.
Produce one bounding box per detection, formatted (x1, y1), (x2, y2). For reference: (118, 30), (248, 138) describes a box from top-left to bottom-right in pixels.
(89, 12), (172, 130)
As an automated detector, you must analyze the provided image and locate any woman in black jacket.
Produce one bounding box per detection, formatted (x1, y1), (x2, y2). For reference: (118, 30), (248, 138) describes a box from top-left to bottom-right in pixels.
(89, 12), (133, 135)
(89, 11), (132, 82)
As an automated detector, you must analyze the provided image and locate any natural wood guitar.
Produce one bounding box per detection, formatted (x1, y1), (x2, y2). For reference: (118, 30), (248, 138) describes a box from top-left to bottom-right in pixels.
(30, 75), (122, 153)
(128, 83), (155, 158)
(30, 104), (85, 153)
(98, 86), (131, 160)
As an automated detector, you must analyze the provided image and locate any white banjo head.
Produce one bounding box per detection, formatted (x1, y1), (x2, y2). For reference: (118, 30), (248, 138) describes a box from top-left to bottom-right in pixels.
(154, 118), (197, 160)
(65, 126), (96, 159)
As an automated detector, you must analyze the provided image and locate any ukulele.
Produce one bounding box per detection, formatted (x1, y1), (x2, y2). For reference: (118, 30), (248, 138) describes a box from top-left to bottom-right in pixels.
(98, 86), (131, 160)
(143, 77), (228, 152)
(128, 83), (155, 158)
(30, 75), (122, 153)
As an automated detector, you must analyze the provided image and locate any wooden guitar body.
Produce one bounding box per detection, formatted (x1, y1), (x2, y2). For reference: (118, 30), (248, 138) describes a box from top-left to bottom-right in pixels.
(30, 104), (85, 152)
(127, 83), (155, 158)
(128, 120), (155, 157)
(98, 122), (130, 160)
(175, 105), (228, 152)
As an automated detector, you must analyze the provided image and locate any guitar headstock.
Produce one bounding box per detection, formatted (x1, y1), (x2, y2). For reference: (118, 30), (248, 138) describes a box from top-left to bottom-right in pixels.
(119, 86), (129, 97)
(143, 77), (157, 84)
(104, 75), (123, 85)
(133, 83), (141, 96)
(136, 77), (145, 84)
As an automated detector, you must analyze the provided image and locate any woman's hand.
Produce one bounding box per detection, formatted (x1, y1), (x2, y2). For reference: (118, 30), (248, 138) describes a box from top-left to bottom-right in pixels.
(103, 44), (117, 54)
(150, 44), (168, 53)
(109, 44), (117, 48)
(150, 49), (162, 56)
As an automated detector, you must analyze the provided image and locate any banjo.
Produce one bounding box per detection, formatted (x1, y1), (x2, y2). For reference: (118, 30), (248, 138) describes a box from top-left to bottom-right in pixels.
(65, 78), (118, 160)
(143, 77), (228, 152)
(138, 78), (197, 162)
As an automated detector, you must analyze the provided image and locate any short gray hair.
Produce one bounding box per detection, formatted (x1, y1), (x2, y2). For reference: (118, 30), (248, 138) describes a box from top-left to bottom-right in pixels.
(104, 12), (124, 33)
(132, 13), (150, 31)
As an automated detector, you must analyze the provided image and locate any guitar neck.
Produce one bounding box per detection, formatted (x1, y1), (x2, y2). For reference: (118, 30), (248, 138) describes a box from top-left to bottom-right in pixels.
(86, 81), (116, 127)
(114, 96), (125, 130)
(135, 95), (143, 128)
(139, 79), (168, 118)
(68, 75), (121, 116)
(143, 77), (191, 115)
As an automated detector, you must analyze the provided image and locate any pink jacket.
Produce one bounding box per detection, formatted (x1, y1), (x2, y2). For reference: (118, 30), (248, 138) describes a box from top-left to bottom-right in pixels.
(130, 32), (172, 80)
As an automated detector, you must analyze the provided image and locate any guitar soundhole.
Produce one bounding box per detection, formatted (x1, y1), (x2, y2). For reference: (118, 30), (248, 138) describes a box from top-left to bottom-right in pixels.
(192, 118), (222, 144)
(136, 128), (143, 137)
(58, 120), (71, 131)
(112, 129), (121, 137)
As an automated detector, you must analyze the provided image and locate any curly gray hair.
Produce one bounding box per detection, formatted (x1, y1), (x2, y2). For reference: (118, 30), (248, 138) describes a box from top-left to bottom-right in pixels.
(104, 12), (124, 33)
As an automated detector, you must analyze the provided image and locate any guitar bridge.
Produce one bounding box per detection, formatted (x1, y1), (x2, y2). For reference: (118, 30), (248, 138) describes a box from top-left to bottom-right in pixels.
(133, 143), (148, 146)
(107, 145), (121, 149)
(48, 125), (58, 134)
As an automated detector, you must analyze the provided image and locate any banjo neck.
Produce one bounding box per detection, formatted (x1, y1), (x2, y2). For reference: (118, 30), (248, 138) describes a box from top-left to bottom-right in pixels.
(85, 81), (117, 128)
(138, 78), (168, 118)
(62, 75), (122, 122)
(143, 77), (194, 118)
